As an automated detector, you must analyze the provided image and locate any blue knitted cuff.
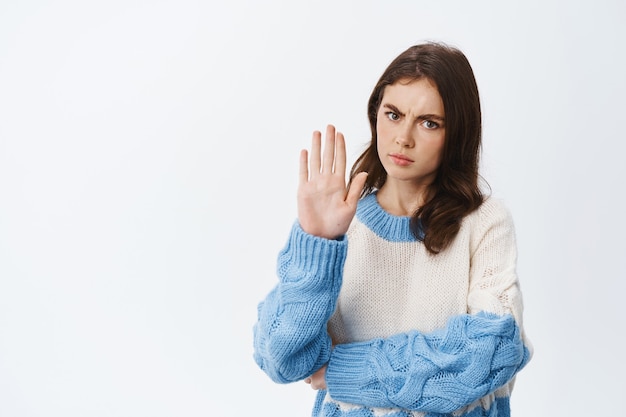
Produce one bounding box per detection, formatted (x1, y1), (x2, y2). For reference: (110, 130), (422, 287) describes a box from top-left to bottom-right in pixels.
(278, 221), (347, 284)
(326, 342), (393, 408)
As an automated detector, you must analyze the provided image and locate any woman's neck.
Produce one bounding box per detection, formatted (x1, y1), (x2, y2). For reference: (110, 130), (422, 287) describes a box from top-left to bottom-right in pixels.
(376, 181), (431, 217)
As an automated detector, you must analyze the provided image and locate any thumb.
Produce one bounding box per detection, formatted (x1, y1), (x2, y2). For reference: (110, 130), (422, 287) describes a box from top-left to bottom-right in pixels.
(346, 172), (368, 207)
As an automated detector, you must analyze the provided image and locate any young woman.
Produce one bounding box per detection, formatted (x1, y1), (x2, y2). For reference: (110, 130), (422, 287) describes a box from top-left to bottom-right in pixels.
(253, 42), (532, 417)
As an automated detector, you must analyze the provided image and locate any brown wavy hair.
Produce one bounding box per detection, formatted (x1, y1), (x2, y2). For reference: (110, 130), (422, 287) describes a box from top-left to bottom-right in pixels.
(349, 42), (486, 254)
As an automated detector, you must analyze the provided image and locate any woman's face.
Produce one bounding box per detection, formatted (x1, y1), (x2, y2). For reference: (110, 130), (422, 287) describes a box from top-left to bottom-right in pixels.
(376, 77), (446, 189)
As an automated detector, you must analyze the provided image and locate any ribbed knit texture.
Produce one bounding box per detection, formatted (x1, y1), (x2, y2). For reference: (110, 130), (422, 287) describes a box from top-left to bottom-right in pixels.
(253, 193), (532, 416)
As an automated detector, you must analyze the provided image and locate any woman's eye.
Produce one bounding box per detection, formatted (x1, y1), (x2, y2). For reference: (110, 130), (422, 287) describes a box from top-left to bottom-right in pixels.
(385, 112), (399, 121)
(422, 120), (439, 129)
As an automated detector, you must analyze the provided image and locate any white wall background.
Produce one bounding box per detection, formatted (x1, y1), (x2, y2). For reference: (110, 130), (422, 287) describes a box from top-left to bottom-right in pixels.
(1, 1), (625, 415)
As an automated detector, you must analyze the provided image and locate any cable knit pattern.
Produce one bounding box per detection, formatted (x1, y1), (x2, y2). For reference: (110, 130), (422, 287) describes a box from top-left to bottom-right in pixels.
(253, 224), (347, 383)
(253, 193), (531, 416)
(326, 312), (530, 413)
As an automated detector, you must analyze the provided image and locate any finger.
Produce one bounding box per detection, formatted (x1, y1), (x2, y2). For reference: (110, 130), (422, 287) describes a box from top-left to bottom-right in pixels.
(309, 130), (322, 176)
(299, 149), (309, 185)
(334, 131), (346, 175)
(346, 172), (368, 206)
(322, 125), (336, 174)
(310, 376), (326, 390)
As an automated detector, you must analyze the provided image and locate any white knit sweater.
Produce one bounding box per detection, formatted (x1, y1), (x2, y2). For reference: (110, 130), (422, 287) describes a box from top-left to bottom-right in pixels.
(253, 192), (532, 417)
(322, 192), (531, 416)
(330, 192), (526, 340)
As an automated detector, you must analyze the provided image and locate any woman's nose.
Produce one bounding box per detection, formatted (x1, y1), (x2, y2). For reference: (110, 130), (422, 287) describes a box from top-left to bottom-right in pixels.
(395, 125), (415, 148)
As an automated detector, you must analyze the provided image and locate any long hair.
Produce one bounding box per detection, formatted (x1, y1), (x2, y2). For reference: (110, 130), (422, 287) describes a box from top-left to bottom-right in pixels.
(349, 42), (486, 254)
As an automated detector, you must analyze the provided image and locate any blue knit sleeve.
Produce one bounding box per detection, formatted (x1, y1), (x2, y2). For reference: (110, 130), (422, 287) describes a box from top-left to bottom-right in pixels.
(325, 312), (531, 413)
(253, 222), (347, 384)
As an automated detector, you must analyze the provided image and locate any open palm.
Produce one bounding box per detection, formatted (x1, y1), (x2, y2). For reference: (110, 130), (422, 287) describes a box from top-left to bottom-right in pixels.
(297, 125), (368, 240)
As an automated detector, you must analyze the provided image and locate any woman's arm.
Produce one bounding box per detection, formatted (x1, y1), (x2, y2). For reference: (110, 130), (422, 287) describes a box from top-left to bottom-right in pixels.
(323, 199), (532, 413)
(253, 126), (368, 384)
(253, 223), (346, 383)
(326, 312), (530, 413)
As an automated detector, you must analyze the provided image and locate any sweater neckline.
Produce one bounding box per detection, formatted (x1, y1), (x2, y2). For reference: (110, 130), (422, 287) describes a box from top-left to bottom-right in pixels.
(356, 192), (424, 242)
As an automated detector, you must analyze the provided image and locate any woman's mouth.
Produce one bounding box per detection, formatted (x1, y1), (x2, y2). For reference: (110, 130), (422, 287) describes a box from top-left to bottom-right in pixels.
(389, 153), (414, 166)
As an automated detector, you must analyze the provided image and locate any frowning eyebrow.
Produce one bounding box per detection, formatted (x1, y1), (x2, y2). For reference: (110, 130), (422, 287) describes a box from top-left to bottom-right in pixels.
(381, 103), (445, 121)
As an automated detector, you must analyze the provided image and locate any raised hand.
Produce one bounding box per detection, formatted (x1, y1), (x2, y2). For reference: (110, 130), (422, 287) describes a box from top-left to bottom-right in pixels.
(297, 125), (368, 240)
